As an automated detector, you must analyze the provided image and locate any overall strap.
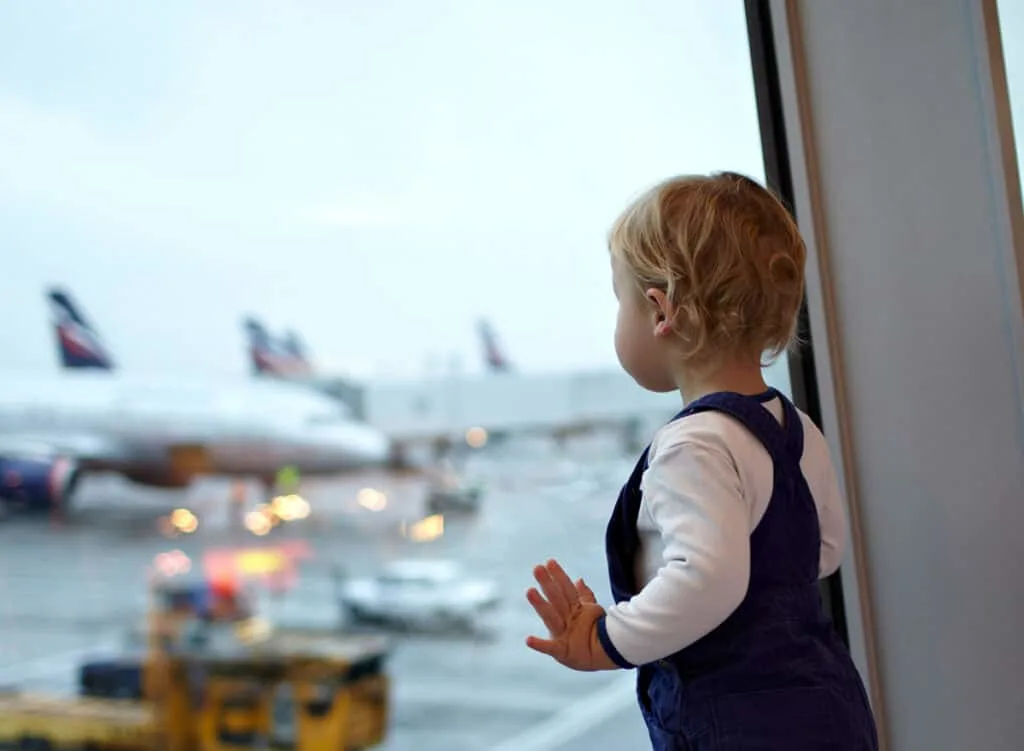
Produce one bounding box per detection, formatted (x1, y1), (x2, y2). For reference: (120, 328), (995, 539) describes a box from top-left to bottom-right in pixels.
(778, 392), (804, 462)
(606, 388), (804, 603)
(682, 388), (802, 466)
(605, 444), (652, 602)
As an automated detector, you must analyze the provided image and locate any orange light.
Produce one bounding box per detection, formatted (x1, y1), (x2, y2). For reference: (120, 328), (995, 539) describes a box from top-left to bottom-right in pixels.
(465, 427), (488, 448)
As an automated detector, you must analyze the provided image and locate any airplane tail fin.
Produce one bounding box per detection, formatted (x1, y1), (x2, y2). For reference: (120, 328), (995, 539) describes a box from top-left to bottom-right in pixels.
(244, 316), (280, 376)
(281, 329), (313, 374)
(478, 318), (512, 373)
(47, 287), (115, 370)
(244, 317), (311, 377)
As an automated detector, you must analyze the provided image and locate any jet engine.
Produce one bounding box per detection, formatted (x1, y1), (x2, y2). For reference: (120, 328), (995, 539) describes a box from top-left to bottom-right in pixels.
(0, 455), (80, 512)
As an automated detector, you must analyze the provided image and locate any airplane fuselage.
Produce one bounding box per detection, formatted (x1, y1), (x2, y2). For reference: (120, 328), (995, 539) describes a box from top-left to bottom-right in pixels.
(0, 371), (391, 499)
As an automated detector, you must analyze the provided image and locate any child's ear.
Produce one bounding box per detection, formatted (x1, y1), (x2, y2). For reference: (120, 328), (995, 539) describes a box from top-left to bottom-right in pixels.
(644, 288), (674, 337)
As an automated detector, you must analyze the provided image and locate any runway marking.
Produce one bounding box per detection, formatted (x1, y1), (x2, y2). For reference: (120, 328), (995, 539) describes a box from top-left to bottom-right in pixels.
(486, 673), (636, 751)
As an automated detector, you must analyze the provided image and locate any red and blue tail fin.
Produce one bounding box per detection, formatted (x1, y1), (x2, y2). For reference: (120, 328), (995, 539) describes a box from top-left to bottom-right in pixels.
(47, 287), (114, 370)
(244, 317), (312, 377)
(280, 329), (313, 375)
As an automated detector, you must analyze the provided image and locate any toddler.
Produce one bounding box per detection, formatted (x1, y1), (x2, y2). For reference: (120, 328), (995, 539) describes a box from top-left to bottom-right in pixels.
(525, 172), (879, 750)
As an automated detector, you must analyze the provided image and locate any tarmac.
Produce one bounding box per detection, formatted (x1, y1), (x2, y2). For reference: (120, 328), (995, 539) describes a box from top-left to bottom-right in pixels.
(0, 438), (652, 750)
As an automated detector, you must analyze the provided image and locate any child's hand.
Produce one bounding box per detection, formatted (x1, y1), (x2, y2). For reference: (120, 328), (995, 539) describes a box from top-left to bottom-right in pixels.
(525, 559), (618, 672)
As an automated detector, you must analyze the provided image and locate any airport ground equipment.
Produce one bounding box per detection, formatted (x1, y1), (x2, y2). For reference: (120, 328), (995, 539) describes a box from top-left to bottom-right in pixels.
(147, 574), (391, 750)
(149, 623), (390, 750)
(425, 484), (482, 514)
(0, 691), (157, 749)
(3, 572), (391, 749)
(337, 558), (500, 632)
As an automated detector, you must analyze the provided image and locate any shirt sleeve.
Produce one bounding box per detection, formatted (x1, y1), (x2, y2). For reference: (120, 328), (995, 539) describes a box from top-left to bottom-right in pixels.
(814, 441), (848, 578)
(599, 435), (752, 668)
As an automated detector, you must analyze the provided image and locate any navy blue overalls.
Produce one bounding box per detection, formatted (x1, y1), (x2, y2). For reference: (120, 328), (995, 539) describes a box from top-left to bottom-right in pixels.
(603, 389), (878, 750)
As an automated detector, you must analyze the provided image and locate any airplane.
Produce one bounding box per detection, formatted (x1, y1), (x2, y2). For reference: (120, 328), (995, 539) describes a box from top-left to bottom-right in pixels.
(238, 315), (519, 457)
(49, 288), (115, 371)
(235, 315), (676, 459)
(244, 316), (513, 381)
(243, 317), (312, 378)
(0, 291), (394, 515)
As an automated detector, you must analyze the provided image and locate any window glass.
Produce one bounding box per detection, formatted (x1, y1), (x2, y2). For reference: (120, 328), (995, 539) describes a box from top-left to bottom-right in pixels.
(0, 3), (774, 748)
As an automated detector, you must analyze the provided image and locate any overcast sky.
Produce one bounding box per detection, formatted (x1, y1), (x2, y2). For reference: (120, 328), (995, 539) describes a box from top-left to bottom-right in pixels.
(1, 2), (1020, 381)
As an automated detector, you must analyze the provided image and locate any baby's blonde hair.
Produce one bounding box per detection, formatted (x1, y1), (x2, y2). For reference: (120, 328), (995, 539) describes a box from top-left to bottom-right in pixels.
(609, 172), (806, 366)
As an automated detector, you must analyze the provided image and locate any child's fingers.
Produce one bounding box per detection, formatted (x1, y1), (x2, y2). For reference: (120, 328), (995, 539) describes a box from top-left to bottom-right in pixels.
(534, 564), (570, 614)
(526, 587), (565, 633)
(575, 578), (596, 603)
(525, 634), (562, 659)
(545, 559), (580, 605)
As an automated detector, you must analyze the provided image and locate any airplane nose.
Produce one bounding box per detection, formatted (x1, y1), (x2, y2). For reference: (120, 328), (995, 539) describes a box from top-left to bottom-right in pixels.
(322, 422), (391, 466)
(357, 426), (392, 464)
(295, 419), (393, 471)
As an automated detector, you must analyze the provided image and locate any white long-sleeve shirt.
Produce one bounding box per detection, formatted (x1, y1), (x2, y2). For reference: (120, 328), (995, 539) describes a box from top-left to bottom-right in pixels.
(600, 396), (847, 668)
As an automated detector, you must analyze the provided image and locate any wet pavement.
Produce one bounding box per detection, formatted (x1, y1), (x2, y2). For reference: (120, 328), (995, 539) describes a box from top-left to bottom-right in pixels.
(0, 442), (651, 749)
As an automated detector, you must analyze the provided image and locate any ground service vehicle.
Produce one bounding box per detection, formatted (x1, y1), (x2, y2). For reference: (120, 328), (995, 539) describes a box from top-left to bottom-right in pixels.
(0, 574), (391, 750)
(339, 559), (500, 631)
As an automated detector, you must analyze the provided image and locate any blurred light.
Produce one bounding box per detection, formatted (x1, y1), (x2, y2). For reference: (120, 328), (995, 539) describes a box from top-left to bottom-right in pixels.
(244, 511), (272, 536)
(292, 497), (310, 519)
(401, 513), (444, 542)
(357, 488), (387, 512)
(270, 494), (311, 521)
(235, 549), (290, 576)
(236, 616), (272, 644)
(170, 508), (198, 534)
(255, 503), (281, 527)
(154, 549), (191, 577)
(465, 427), (488, 449)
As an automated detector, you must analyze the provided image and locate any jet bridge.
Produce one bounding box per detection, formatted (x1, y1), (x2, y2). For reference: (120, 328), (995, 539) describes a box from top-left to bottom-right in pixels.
(360, 369), (678, 452)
